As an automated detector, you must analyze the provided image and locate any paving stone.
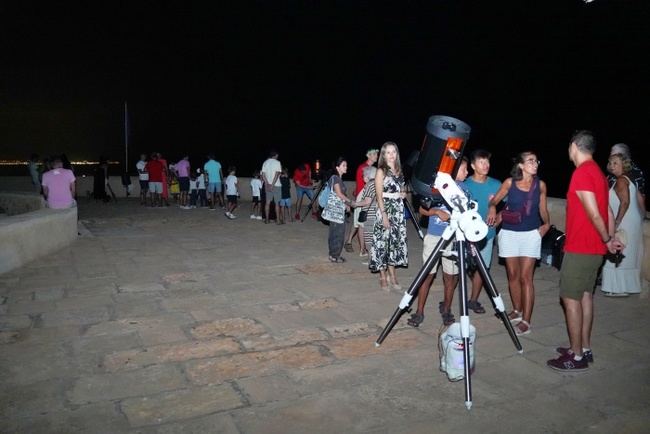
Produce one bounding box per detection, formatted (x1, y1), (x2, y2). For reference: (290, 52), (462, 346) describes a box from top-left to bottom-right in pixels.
(0, 330), (20, 344)
(325, 322), (377, 339)
(268, 302), (301, 312)
(68, 364), (186, 404)
(7, 300), (58, 315)
(240, 328), (328, 351)
(236, 373), (302, 404)
(0, 314), (32, 330)
(118, 282), (167, 293)
(0, 343), (80, 386)
(33, 287), (65, 301)
(297, 297), (339, 310)
(41, 306), (110, 327)
(295, 262), (357, 274)
(324, 330), (424, 360)
(85, 315), (193, 346)
(190, 317), (266, 339)
(160, 295), (228, 312)
(104, 338), (241, 372)
(121, 384), (244, 428)
(185, 345), (334, 385)
(131, 412), (240, 434)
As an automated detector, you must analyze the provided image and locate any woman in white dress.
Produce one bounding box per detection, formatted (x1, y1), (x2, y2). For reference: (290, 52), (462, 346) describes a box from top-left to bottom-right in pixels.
(601, 153), (644, 296)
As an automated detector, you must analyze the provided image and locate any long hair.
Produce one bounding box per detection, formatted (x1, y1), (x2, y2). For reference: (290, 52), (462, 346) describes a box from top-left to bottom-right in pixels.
(377, 141), (402, 176)
(510, 151), (536, 181)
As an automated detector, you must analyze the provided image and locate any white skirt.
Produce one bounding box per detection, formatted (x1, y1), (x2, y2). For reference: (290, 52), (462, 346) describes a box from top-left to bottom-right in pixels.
(497, 228), (541, 259)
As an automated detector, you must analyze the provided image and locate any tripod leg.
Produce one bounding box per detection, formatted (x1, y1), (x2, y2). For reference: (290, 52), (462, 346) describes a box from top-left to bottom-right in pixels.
(467, 242), (523, 353)
(403, 198), (424, 240)
(301, 182), (324, 222)
(456, 240), (473, 410)
(375, 235), (452, 346)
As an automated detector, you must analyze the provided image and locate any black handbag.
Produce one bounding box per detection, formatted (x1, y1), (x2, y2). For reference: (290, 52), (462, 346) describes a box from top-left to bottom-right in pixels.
(358, 196), (375, 223)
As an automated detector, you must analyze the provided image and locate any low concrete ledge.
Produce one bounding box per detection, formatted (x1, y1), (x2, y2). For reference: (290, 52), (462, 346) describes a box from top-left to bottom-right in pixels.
(0, 192), (45, 216)
(0, 193), (78, 274)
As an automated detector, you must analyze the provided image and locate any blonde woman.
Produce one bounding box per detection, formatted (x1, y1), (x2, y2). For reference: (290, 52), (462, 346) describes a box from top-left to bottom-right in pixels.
(369, 142), (408, 290)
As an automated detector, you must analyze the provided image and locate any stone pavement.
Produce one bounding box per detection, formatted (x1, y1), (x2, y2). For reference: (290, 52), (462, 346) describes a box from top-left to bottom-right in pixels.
(1, 198), (649, 434)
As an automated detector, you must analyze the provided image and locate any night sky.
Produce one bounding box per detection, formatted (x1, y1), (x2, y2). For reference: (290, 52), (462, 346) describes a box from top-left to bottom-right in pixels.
(1, 1), (648, 198)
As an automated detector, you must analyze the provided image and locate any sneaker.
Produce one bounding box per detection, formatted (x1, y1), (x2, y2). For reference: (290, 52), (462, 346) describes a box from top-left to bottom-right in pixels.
(229, 214), (237, 219)
(224, 212), (230, 218)
(556, 347), (594, 364)
(256, 215), (263, 220)
(547, 352), (589, 372)
(250, 214), (256, 219)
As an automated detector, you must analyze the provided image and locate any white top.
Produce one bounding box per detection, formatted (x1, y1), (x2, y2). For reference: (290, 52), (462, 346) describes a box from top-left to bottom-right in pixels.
(225, 174), (238, 195)
(189, 178), (197, 191)
(261, 158), (282, 187)
(136, 160), (148, 181)
(250, 178), (262, 196)
(196, 174), (206, 189)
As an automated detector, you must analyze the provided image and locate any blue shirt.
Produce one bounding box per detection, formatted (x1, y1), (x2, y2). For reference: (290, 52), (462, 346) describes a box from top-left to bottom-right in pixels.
(464, 176), (501, 239)
(203, 160), (222, 183)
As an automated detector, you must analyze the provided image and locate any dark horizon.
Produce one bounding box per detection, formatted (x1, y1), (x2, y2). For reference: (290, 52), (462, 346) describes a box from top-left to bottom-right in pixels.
(2, 1), (648, 198)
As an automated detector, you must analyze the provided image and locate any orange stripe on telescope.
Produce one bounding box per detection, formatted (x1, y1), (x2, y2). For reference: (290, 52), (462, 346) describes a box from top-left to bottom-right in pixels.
(438, 137), (463, 175)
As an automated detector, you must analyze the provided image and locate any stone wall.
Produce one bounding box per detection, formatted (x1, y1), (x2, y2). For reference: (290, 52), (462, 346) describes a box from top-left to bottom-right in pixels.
(0, 192), (78, 274)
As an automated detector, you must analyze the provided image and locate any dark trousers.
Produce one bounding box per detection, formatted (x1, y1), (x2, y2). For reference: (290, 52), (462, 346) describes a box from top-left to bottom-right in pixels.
(198, 189), (207, 207)
(190, 190), (198, 206)
(328, 220), (346, 258)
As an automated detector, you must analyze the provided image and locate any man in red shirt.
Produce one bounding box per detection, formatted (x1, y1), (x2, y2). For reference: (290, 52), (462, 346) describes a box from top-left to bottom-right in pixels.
(345, 148), (378, 253)
(547, 130), (623, 372)
(293, 163), (315, 220)
(145, 153), (165, 207)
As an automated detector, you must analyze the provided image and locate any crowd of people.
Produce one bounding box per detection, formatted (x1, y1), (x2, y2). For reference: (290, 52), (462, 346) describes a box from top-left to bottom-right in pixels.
(31, 131), (646, 373)
(318, 132), (645, 373)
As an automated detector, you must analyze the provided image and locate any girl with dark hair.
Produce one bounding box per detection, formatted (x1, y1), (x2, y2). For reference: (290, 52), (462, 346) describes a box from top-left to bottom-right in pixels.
(369, 142), (408, 291)
(322, 157), (357, 262)
(488, 151), (551, 336)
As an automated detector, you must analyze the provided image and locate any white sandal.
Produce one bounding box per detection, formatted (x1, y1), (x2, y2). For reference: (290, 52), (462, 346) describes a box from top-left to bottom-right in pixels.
(515, 320), (531, 336)
(508, 310), (523, 325)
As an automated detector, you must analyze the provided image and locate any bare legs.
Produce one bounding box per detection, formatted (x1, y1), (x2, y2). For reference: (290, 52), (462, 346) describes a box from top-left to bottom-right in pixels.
(561, 292), (593, 356)
(505, 257), (537, 323)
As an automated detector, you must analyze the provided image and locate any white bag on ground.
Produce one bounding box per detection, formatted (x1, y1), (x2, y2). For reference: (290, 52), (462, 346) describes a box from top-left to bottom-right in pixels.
(439, 322), (476, 382)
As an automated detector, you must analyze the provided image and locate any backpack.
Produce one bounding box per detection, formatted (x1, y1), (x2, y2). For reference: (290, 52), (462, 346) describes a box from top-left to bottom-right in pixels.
(541, 225), (566, 270)
(317, 178), (332, 208)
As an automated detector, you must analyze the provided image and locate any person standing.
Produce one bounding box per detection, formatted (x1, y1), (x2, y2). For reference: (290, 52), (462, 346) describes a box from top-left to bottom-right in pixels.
(174, 155), (191, 209)
(136, 153), (149, 205)
(41, 157), (76, 209)
(547, 130), (622, 372)
(28, 153), (40, 193)
(345, 148), (379, 254)
(600, 152), (643, 296)
(279, 167), (293, 223)
(464, 149), (502, 314)
(369, 142), (408, 290)
(145, 153), (165, 207)
(607, 143), (646, 215)
(408, 157), (470, 327)
(488, 151), (551, 336)
(224, 166), (239, 219)
(250, 170), (263, 220)
(293, 163), (315, 220)
(324, 157), (356, 262)
(204, 154), (224, 210)
(261, 150), (282, 224)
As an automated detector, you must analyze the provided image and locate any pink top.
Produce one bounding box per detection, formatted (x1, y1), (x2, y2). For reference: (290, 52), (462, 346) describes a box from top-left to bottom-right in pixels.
(42, 168), (75, 209)
(175, 159), (190, 177)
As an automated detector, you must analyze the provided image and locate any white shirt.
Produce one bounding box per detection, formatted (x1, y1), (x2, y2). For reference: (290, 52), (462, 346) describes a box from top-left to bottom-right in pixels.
(225, 174), (238, 195)
(250, 178), (262, 196)
(196, 174), (206, 189)
(261, 158), (282, 187)
(136, 160), (148, 181)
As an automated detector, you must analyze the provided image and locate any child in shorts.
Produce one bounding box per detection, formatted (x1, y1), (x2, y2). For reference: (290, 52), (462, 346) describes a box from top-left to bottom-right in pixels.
(279, 167), (293, 223)
(224, 166), (238, 219)
(250, 171), (263, 220)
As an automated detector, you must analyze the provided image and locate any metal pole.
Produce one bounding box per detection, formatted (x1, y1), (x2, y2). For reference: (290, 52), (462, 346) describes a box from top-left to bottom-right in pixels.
(124, 101), (128, 173)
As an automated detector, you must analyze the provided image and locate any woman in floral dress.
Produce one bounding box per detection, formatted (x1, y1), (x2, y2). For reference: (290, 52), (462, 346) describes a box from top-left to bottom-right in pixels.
(369, 142), (408, 290)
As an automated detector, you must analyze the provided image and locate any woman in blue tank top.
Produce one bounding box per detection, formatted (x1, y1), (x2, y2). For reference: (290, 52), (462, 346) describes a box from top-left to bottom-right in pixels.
(487, 151), (551, 336)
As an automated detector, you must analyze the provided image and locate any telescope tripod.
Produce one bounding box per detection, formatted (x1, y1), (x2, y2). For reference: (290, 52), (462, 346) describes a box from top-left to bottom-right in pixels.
(375, 206), (522, 410)
(300, 179), (326, 222)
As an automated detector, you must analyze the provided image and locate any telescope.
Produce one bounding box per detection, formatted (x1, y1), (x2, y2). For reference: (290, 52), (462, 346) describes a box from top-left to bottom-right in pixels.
(410, 115), (472, 200)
